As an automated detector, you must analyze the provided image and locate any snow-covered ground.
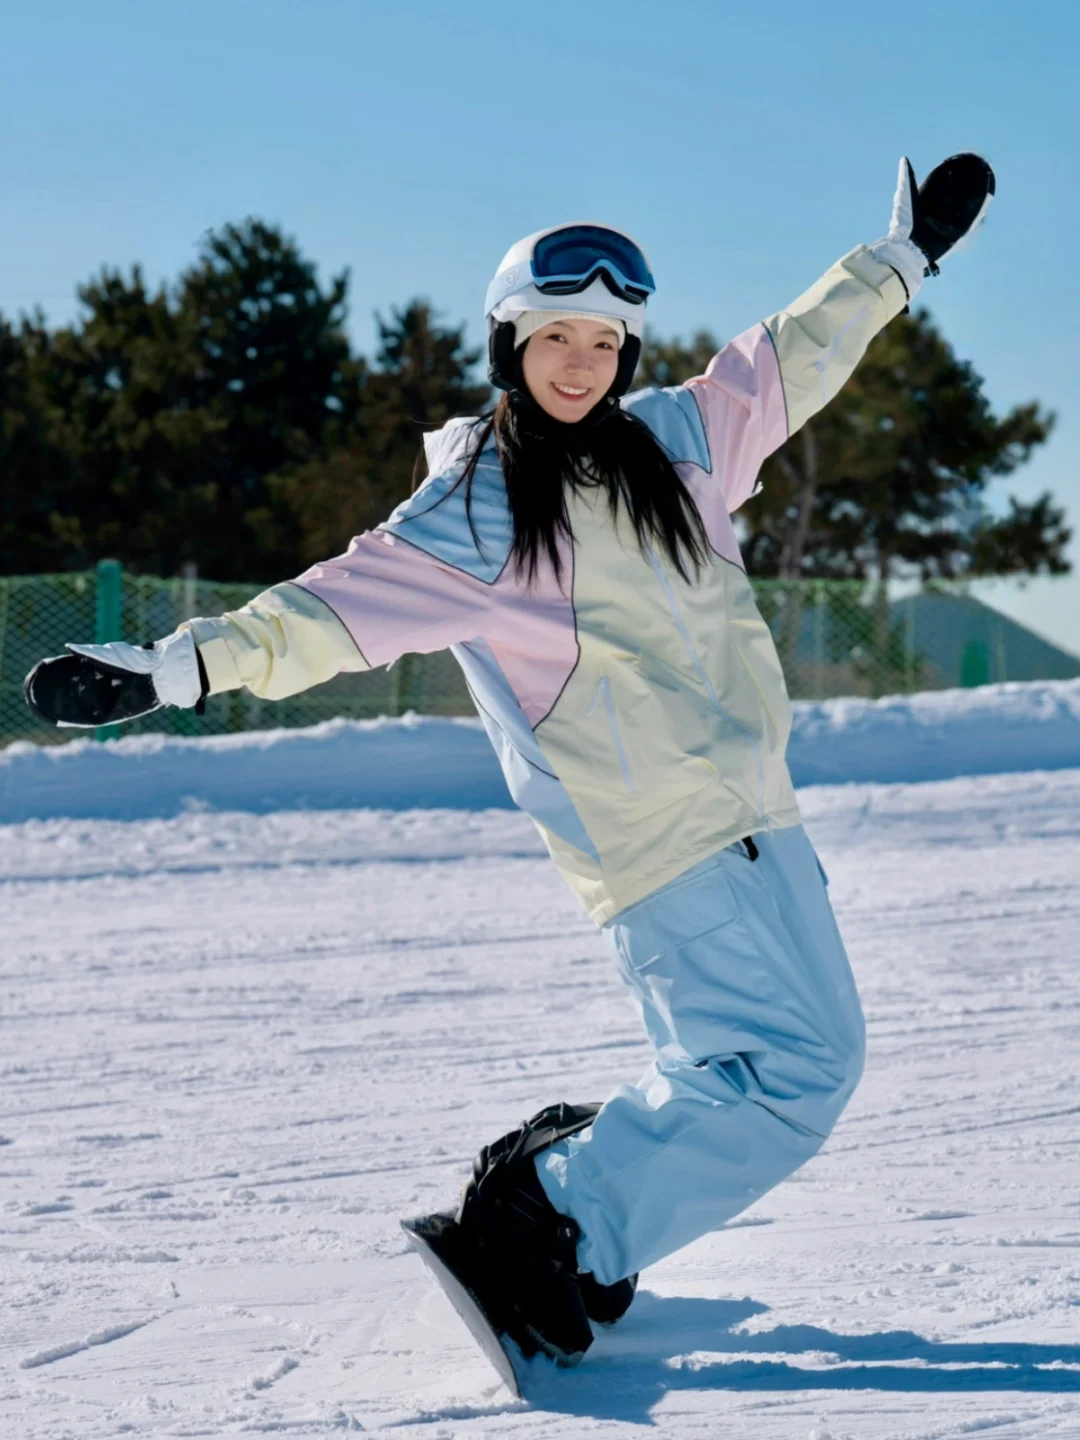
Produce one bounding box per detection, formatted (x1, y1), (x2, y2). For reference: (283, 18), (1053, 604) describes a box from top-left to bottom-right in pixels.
(3, 754), (1080, 1438)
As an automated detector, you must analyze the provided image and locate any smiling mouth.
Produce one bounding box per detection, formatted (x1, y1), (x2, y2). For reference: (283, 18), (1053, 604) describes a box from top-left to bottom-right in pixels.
(552, 383), (591, 399)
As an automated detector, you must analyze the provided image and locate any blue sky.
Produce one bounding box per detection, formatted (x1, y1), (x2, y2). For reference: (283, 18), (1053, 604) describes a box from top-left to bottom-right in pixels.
(1, 0), (1076, 650)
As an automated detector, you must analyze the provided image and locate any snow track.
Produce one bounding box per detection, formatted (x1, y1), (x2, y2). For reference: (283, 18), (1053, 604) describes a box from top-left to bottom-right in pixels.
(2, 769), (1080, 1436)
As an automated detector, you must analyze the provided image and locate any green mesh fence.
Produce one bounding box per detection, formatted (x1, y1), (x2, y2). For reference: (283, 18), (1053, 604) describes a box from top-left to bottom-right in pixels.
(3, 563), (1077, 746)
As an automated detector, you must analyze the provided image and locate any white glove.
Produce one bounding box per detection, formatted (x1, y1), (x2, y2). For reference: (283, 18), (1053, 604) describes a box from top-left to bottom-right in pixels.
(25, 628), (205, 728)
(67, 629), (204, 708)
(869, 157), (929, 304)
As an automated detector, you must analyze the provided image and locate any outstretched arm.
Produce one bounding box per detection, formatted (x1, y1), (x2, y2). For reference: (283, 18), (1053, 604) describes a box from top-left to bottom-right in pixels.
(684, 153), (995, 512)
(25, 438), (508, 728)
(186, 525), (498, 702)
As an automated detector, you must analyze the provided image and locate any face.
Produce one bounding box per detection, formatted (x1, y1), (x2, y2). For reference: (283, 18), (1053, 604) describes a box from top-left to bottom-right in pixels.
(521, 317), (621, 423)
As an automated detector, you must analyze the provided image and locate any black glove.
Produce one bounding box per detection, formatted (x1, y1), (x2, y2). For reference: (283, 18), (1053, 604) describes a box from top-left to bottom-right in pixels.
(24, 632), (207, 728)
(908, 153), (996, 275)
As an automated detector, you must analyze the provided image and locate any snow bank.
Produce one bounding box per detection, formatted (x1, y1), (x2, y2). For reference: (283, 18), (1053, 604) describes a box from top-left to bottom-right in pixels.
(0, 714), (507, 823)
(2, 679), (1079, 823)
(786, 678), (1080, 785)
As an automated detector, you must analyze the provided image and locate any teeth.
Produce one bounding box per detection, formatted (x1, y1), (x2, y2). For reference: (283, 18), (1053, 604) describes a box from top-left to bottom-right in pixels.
(555, 385), (588, 396)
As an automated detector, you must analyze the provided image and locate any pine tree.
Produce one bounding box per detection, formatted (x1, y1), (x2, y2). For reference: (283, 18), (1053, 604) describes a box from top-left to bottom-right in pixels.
(6, 222), (363, 580)
(635, 329), (719, 389)
(178, 219), (360, 580)
(275, 302), (490, 567)
(0, 316), (84, 572)
(37, 266), (225, 575)
(366, 301), (490, 510)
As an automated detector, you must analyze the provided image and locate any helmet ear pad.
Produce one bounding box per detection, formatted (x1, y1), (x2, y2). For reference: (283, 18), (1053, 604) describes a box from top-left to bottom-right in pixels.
(488, 322), (641, 402)
(612, 334), (641, 400)
(488, 320), (521, 393)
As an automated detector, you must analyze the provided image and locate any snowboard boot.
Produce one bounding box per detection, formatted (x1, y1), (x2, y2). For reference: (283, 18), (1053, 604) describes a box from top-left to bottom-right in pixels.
(482, 1102), (639, 1330)
(577, 1270), (639, 1327)
(457, 1102), (600, 1365)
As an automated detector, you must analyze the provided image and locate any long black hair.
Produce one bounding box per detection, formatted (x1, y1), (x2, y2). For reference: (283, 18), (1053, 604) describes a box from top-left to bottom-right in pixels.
(444, 390), (709, 587)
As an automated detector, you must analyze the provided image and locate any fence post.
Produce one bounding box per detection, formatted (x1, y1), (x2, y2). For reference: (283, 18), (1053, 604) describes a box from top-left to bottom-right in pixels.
(0, 581), (8, 705)
(95, 559), (123, 643)
(994, 621), (1007, 684)
(181, 561), (198, 620)
(813, 583), (825, 697)
(389, 654), (420, 716)
(95, 560), (124, 742)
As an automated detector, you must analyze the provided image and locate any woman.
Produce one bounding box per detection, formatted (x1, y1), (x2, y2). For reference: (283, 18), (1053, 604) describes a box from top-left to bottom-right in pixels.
(27, 154), (995, 1368)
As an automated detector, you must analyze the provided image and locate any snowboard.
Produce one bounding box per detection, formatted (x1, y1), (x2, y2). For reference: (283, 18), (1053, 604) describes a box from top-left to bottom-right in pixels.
(401, 1212), (524, 1397)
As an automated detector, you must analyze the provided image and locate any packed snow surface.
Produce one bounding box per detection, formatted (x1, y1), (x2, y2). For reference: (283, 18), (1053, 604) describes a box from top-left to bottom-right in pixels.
(3, 760), (1080, 1437)
(3, 677), (1079, 821)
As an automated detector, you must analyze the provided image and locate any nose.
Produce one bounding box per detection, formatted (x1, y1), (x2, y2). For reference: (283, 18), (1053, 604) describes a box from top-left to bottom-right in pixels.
(564, 346), (593, 374)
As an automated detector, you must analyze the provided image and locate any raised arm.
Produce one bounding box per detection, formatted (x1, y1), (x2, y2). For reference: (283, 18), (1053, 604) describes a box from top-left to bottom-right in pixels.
(671, 154), (995, 513)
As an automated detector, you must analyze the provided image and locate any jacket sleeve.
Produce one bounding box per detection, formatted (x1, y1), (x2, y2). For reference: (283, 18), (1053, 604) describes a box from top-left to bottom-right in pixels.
(184, 577), (370, 700)
(685, 244), (910, 513)
(184, 492), (508, 701)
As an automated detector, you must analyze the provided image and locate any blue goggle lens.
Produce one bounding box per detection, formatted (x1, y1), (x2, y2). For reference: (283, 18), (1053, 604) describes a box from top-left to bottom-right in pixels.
(531, 225), (655, 302)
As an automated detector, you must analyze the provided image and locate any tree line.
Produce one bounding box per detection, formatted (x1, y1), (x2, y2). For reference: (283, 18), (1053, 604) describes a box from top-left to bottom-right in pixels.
(0, 218), (1068, 584)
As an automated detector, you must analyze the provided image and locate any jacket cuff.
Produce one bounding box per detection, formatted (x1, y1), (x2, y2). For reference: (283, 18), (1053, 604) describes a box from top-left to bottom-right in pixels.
(867, 235), (926, 306)
(182, 619), (244, 696)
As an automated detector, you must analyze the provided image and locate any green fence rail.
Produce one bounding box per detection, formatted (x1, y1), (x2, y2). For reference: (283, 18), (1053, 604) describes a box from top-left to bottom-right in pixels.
(2, 563), (1077, 746)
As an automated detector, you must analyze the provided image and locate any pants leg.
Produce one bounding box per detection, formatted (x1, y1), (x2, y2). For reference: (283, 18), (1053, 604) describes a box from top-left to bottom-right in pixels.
(536, 824), (865, 1285)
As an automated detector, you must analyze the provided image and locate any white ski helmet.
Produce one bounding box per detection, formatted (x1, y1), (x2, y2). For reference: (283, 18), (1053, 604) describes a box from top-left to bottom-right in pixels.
(484, 222), (654, 396)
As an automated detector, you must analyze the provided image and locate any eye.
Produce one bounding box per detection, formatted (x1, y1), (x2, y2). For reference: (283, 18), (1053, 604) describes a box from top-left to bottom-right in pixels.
(595, 340), (615, 350)
(546, 331), (568, 343)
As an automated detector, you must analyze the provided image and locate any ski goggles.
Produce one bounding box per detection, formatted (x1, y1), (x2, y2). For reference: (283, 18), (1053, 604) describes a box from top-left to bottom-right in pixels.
(529, 225), (655, 304)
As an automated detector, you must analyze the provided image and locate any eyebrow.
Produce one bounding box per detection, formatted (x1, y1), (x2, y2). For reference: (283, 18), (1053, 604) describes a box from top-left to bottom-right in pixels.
(543, 320), (620, 336)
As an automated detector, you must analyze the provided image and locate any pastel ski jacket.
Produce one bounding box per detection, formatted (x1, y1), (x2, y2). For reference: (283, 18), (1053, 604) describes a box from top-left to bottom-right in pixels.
(185, 245), (910, 925)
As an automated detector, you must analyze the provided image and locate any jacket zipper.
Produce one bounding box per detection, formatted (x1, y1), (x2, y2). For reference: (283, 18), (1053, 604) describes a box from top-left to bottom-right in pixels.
(587, 676), (637, 794)
(642, 540), (766, 819)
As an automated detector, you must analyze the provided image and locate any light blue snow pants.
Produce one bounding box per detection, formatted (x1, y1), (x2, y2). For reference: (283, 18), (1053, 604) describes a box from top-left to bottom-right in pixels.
(536, 824), (865, 1285)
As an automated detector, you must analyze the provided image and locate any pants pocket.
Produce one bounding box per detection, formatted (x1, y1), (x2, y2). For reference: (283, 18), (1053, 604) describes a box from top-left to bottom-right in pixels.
(609, 868), (778, 1064)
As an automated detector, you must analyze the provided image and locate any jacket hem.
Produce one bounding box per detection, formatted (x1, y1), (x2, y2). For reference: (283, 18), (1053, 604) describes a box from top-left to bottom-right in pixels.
(580, 805), (804, 927)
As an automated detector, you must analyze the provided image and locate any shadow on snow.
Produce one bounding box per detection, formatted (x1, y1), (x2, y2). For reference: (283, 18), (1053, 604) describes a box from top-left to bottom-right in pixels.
(521, 1292), (1080, 1423)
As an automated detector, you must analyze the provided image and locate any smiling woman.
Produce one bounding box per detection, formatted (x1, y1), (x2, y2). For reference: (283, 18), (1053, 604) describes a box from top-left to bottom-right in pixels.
(521, 316), (621, 422)
(24, 162), (998, 1385)
(449, 223), (712, 589)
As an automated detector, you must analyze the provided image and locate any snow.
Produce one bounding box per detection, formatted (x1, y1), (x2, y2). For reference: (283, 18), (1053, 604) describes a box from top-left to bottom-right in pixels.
(2, 677), (1079, 822)
(3, 687), (1080, 1435)
(787, 678), (1080, 786)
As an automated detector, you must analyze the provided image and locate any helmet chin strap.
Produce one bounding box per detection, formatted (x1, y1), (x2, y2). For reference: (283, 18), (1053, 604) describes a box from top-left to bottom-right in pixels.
(507, 385), (620, 439)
